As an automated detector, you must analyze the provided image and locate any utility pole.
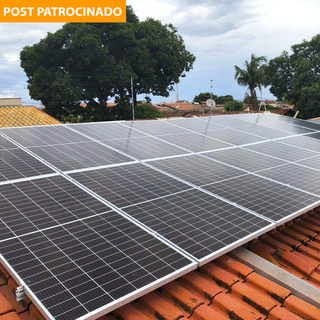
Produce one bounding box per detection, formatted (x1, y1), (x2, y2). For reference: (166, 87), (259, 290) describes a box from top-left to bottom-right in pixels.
(210, 80), (213, 115)
(176, 83), (179, 102)
(131, 77), (135, 121)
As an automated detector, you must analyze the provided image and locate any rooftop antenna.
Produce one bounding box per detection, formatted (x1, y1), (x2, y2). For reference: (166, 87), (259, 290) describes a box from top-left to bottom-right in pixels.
(206, 99), (216, 116)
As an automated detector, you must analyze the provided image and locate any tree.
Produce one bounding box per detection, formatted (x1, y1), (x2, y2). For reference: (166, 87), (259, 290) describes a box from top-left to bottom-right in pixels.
(216, 95), (234, 104)
(193, 92), (217, 104)
(20, 6), (195, 121)
(265, 35), (320, 119)
(135, 104), (161, 119)
(234, 54), (267, 111)
(224, 100), (244, 112)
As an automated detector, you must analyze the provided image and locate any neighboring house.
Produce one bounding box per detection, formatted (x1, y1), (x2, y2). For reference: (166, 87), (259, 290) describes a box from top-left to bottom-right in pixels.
(0, 106), (61, 127)
(159, 101), (203, 112)
(261, 100), (294, 110)
(0, 98), (22, 107)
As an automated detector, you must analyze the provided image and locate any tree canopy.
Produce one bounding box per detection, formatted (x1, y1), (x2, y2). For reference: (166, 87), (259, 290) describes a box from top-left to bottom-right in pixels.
(265, 34), (320, 119)
(234, 54), (267, 111)
(193, 92), (234, 104)
(20, 6), (195, 121)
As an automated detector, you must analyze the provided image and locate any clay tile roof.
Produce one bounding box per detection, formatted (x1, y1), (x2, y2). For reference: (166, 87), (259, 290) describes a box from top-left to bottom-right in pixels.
(247, 206), (320, 289)
(0, 106), (61, 128)
(161, 102), (203, 111)
(108, 228), (320, 320)
(0, 264), (44, 320)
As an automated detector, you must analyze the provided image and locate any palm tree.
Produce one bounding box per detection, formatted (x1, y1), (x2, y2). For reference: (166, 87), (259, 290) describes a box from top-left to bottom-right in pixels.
(234, 54), (267, 111)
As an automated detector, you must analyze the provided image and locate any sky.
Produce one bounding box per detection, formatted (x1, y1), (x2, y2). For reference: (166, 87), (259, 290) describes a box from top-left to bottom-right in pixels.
(0, 0), (320, 106)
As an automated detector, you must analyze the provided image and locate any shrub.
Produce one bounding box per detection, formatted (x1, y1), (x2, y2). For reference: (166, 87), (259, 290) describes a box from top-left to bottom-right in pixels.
(224, 100), (244, 112)
(135, 104), (161, 119)
(264, 104), (282, 110)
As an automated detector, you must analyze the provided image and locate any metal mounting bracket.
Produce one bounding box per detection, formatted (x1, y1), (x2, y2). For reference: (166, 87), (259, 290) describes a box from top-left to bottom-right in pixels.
(15, 286), (27, 301)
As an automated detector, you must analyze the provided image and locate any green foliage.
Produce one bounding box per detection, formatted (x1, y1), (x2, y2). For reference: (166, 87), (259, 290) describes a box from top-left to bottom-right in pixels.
(264, 104), (282, 111)
(20, 6), (195, 121)
(110, 100), (133, 120)
(216, 95), (234, 104)
(135, 104), (161, 119)
(264, 51), (293, 101)
(193, 92), (217, 104)
(193, 92), (235, 105)
(234, 54), (267, 111)
(265, 34), (320, 119)
(224, 100), (244, 112)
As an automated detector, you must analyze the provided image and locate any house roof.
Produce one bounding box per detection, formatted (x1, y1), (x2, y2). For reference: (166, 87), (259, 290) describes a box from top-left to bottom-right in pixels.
(248, 206), (320, 289)
(0, 106), (61, 128)
(161, 102), (202, 111)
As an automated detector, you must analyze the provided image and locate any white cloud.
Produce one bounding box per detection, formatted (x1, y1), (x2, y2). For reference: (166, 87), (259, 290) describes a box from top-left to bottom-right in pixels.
(3, 53), (20, 62)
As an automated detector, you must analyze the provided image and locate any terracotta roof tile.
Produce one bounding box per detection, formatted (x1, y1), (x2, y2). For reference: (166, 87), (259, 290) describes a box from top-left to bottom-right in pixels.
(268, 306), (304, 320)
(0, 313), (22, 320)
(161, 282), (203, 315)
(248, 207), (320, 289)
(179, 271), (222, 303)
(0, 106), (61, 128)
(245, 273), (291, 304)
(284, 295), (320, 320)
(108, 253), (320, 320)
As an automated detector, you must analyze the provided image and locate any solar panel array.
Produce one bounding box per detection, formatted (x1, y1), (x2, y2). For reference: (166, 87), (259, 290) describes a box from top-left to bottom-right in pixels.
(0, 112), (320, 320)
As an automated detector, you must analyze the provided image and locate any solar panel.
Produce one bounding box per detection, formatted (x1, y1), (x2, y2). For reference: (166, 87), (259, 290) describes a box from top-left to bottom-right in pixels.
(162, 118), (225, 133)
(69, 163), (192, 207)
(308, 132), (320, 140)
(202, 116), (252, 128)
(279, 135), (320, 153)
(259, 122), (315, 134)
(234, 124), (293, 139)
(67, 122), (147, 140)
(0, 176), (110, 237)
(1, 126), (89, 147)
(277, 117), (320, 131)
(203, 174), (319, 222)
(0, 148), (55, 182)
(0, 215), (194, 320)
(149, 154), (245, 186)
(297, 155), (320, 170)
(0, 133), (55, 182)
(245, 141), (318, 162)
(230, 113), (290, 124)
(229, 113), (271, 123)
(258, 163), (320, 196)
(102, 136), (189, 160)
(122, 189), (273, 262)
(0, 135), (19, 149)
(27, 141), (133, 172)
(202, 128), (267, 146)
(159, 132), (231, 152)
(122, 120), (189, 136)
(2, 113), (320, 320)
(205, 148), (287, 172)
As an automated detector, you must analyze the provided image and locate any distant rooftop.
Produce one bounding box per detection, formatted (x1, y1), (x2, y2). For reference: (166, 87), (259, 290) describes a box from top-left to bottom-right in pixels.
(0, 106), (61, 127)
